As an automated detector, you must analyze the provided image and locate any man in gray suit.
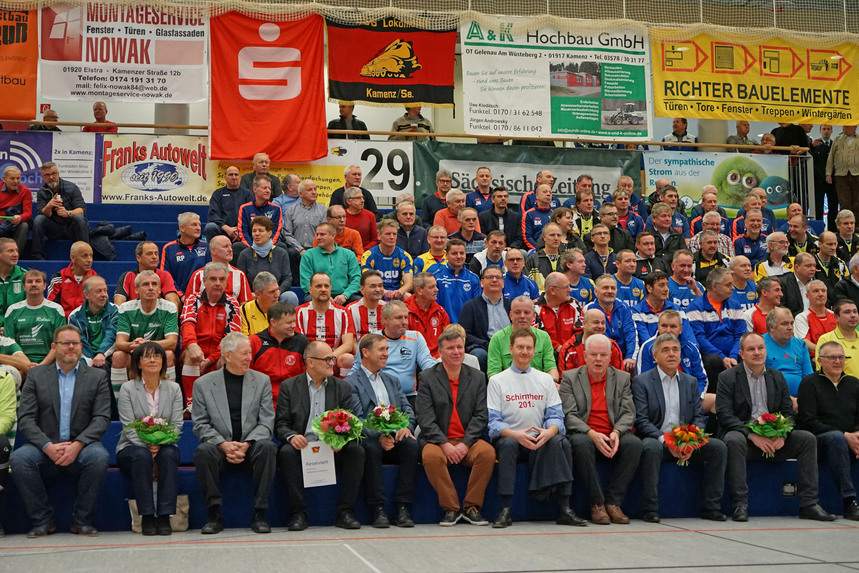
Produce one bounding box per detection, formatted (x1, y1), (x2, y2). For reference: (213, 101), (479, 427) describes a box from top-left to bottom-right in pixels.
(346, 333), (418, 528)
(560, 334), (642, 525)
(276, 341), (365, 531)
(633, 333), (727, 523)
(10, 325), (111, 538)
(192, 331), (277, 535)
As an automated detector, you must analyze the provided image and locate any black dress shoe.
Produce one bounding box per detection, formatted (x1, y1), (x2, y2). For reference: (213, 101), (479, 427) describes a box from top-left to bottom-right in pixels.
(141, 515), (157, 536)
(733, 505), (749, 522)
(393, 505), (414, 528)
(287, 513), (308, 531)
(156, 515), (172, 536)
(27, 521), (56, 538)
(372, 506), (390, 528)
(70, 523), (99, 536)
(335, 510), (361, 530)
(439, 509), (461, 527)
(493, 507), (513, 528)
(642, 511), (661, 523)
(701, 509), (728, 522)
(556, 507), (588, 527)
(251, 509), (271, 534)
(201, 506), (224, 534)
(844, 500), (859, 521)
(461, 506), (488, 526)
(799, 504), (836, 522)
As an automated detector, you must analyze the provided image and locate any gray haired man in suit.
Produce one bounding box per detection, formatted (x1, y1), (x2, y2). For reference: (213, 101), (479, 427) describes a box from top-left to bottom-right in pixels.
(10, 325), (111, 538)
(346, 333), (418, 528)
(633, 333), (727, 523)
(560, 333), (642, 525)
(192, 331), (277, 535)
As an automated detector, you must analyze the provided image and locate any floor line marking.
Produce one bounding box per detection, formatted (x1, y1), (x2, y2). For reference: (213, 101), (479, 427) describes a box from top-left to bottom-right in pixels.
(343, 543), (383, 573)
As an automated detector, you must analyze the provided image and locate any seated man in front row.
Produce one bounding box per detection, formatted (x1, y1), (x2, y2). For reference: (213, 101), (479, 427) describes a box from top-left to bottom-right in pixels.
(10, 325), (111, 538)
(633, 333), (727, 523)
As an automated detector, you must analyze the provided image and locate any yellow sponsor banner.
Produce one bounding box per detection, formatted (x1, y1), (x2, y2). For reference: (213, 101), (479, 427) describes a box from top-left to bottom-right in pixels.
(651, 28), (859, 125)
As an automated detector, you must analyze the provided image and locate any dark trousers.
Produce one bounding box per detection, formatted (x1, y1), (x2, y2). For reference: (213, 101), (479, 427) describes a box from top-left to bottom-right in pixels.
(494, 434), (572, 499)
(0, 222), (29, 255)
(569, 432), (642, 506)
(817, 430), (857, 500)
(0, 435), (9, 526)
(193, 440), (277, 509)
(278, 439), (364, 515)
(640, 436), (727, 512)
(702, 353), (727, 392)
(30, 214), (89, 257)
(724, 429), (819, 508)
(9, 442), (109, 527)
(117, 444), (180, 516)
(814, 179), (838, 230)
(361, 434), (418, 507)
(836, 174), (859, 219)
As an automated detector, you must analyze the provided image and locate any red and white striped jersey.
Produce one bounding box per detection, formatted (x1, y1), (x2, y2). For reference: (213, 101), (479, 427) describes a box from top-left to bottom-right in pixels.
(185, 265), (252, 305)
(346, 299), (386, 339)
(295, 302), (355, 349)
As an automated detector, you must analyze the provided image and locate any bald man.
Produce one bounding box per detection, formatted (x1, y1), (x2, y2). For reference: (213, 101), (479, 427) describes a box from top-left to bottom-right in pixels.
(47, 241), (98, 317)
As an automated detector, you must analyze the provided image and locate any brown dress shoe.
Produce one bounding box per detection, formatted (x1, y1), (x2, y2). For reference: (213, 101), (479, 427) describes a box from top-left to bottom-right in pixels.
(605, 504), (630, 524)
(590, 504), (610, 525)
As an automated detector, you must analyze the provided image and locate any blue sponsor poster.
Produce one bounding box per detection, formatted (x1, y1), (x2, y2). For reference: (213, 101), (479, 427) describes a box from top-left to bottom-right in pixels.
(0, 131), (97, 201)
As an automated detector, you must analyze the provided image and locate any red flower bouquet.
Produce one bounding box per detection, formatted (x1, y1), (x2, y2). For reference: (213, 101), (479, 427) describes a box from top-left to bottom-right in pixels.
(124, 415), (181, 446)
(311, 409), (363, 449)
(663, 423), (710, 466)
(747, 412), (794, 457)
(363, 403), (410, 434)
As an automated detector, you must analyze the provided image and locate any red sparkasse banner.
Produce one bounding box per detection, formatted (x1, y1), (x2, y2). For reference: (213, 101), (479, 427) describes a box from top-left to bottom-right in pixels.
(326, 18), (455, 107)
(209, 13), (326, 161)
(0, 9), (38, 120)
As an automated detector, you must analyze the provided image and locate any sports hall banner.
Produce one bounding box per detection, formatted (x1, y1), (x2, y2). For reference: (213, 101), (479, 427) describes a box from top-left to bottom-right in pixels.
(643, 151), (791, 217)
(0, 10), (38, 120)
(326, 18), (456, 107)
(214, 140), (413, 209)
(209, 13), (326, 162)
(39, 4), (207, 102)
(99, 134), (216, 204)
(651, 28), (859, 125)
(460, 18), (652, 141)
(412, 141), (642, 207)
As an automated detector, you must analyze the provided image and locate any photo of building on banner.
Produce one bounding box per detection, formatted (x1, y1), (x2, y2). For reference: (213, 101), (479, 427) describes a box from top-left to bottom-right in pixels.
(651, 28), (859, 125)
(326, 18), (456, 107)
(460, 18), (652, 142)
(39, 4), (208, 102)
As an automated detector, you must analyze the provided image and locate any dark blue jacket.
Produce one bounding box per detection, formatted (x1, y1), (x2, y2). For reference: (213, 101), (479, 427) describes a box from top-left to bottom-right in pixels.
(632, 366), (706, 440)
(459, 296), (512, 352)
(207, 185), (253, 229)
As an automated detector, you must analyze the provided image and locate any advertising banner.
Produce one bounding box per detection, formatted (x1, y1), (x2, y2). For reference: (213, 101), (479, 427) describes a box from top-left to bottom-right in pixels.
(643, 151), (791, 217)
(460, 18), (652, 141)
(651, 28), (859, 125)
(0, 10), (38, 120)
(99, 134), (216, 204)
(326, 18), (456, 107)
(209, 13), (327, 162)
(412, 141), (642, 207)
(39, 4), (207, 102)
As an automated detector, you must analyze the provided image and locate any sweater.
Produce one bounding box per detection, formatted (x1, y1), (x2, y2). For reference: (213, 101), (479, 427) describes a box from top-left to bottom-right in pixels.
(298, 245), (362, 298)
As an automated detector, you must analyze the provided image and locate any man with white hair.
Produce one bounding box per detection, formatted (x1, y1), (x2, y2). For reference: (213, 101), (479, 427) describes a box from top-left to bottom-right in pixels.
(32, 162), (88, 261)
(0, 165), (32, 253)
(754, 231), (793, 281)
(835, 209), (859, 263)
(815, 231), (849, 303)
(330, 164), (379, 216)
(423, 169), (453, 227)
(834, 253), (859, 304)
(161, 212), (211, 297)
(434, 189), (472, 236)
(689, 187), (729, 236)
(186, 235), (252, 305)
(343, 186), (379, 250)
(726, 120), (759, 149)
(395, 201), (428, 259)
(690, 211), (734, 257)
(82, 101), (117, 132)
(239, 152), (282, 198)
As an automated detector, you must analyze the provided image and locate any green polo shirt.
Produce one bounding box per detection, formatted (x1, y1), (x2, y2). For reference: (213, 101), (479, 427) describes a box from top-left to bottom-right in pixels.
(0, 265), (26, 327)
(487, 325), (557, 377)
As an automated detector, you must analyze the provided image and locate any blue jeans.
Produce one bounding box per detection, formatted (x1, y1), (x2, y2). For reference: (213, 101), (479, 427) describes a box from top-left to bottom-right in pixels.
(116, 444), (180, 516)
(10, 442), (109, 527)
(817, 430), (857, 499)
(469, 348), (488, 372)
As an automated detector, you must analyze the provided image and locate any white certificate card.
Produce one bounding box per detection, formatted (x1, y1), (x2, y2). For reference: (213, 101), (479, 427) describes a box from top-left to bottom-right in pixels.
(301, 441), (337, 487)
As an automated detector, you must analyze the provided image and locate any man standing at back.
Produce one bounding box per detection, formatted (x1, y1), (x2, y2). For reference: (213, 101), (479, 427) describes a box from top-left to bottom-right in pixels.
(240, 152), (282, 198)
(205, 165), (253, 244)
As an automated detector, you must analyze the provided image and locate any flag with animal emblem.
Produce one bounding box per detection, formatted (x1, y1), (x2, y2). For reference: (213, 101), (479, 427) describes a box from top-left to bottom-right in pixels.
(325, 18), (455, 107)
(209, 12), (326, 161)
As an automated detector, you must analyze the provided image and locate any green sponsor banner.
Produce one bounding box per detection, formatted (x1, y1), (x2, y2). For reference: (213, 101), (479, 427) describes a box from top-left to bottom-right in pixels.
(412, 141), (643, 207)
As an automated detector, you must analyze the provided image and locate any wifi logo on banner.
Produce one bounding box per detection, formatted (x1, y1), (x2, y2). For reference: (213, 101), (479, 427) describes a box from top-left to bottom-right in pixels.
(209, 13), (326, 162)
(0, 131), (50, 189)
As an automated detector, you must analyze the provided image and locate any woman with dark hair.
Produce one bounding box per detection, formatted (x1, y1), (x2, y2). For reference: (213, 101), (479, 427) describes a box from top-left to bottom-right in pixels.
(536, 207), (586, 252)
(116, 341), (183, 536)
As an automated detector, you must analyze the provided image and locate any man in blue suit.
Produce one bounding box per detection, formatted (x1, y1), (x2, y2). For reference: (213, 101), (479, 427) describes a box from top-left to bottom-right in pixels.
(633, 333), (727, 523)
(346, 333), (418, 529)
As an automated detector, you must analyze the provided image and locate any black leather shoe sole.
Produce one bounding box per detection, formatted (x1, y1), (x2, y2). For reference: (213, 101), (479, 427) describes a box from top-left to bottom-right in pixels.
(201, 521), (224, 534)
(287, 515), (309, 531)
(27, 522), (57, 538)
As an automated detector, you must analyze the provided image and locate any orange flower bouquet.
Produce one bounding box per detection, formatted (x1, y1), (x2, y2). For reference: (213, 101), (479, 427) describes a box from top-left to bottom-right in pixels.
(663, 423), (710, 466)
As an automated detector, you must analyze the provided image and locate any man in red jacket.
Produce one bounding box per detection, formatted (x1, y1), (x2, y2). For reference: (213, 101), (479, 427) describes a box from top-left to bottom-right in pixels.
(47, 241), (97, 317)
(534, 272), (585, 350)
(0, 166), (33, 253)
(405, 272), (450, 358)
(249, 302), (308, 405)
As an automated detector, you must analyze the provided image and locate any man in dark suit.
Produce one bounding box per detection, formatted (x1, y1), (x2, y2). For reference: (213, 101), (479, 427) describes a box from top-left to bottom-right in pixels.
(416, 328), (495, 526)
(478, 187), (524, 249)
(633, 333), (727, 523)
(560, 334), (642, 525)
(276, 341), (365, 530)
(192, 332), (277, 534)
(716, 332), (835, 522)
(10, 325), (111, 538)
(346, 334), (418, 528)
(459, 266), (511, 371)
(779, 252), (818, 316)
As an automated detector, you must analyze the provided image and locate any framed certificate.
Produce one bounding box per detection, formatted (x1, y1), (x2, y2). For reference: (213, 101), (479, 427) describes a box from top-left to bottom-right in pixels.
(301, 441), (337, 487)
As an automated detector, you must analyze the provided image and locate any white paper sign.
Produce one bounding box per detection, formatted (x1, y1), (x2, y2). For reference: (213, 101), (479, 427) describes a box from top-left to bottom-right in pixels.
(301, 441), (336, 487)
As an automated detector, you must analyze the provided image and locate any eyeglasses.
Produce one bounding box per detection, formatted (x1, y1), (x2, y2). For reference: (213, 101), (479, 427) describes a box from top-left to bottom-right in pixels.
(56, 340), (81, 347)
(309, 356), (337, 364)
(819, 355), (846, 362)
(483, 276), (503, 281)
(437, 179), (452, 184)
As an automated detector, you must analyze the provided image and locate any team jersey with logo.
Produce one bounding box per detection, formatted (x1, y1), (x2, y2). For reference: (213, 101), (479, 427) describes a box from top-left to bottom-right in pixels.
(413, 251), (447, 273)
(730, 280), (759, 312)
(295, 303), (356, 349)
(186, 265), (251, 305)
(569, 275), (596, 307)
(667, 276), (703, 310)
(361, 246), (414, 291)
(160, 238), (211, 295)
(346, 299), (386, 339)
(116, 298), (179, 340)
(115, 269), (179, 301)
(613, 275), (645, 307)
(250, 328), (308, 403)
(4, 299), (66, 362)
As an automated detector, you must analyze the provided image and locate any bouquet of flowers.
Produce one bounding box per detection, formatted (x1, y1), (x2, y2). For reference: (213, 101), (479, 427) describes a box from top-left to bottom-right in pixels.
(663, 423), (710, 466)
(363, 403), (410, 434)
(747, 412), (794, 457)
(311, 409), (363, 450)
(124, 415), (182, 446)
